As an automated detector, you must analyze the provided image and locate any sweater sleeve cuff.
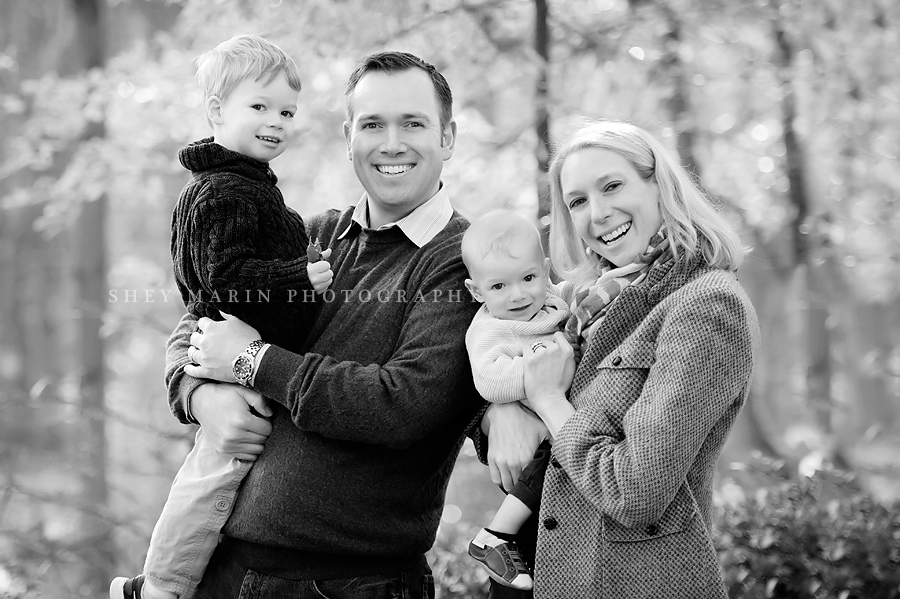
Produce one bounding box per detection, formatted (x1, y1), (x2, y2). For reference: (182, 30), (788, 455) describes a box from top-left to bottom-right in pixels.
(252, 343), (305, 409)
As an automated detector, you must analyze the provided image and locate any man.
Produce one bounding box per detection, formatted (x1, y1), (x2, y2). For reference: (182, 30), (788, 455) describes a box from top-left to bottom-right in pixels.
(163, 51), (528, 598)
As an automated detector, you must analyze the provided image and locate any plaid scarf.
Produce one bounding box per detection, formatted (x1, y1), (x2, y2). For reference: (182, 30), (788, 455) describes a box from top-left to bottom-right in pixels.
(564, 228), (671, 350)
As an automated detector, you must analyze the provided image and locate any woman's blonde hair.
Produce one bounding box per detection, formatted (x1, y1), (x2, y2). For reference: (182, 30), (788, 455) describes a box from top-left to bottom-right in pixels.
(548, 120), (745, 283)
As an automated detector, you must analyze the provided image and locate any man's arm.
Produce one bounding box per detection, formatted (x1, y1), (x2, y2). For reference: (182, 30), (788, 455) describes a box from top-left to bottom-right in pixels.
(165, 312), (272, 460)
(252, 245), (482, 450)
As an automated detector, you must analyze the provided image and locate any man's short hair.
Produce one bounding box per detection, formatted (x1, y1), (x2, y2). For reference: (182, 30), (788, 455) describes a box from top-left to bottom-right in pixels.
(461, 209), (544, 273)
(195, 34), (302, 102)
(344, 51), (453, 131)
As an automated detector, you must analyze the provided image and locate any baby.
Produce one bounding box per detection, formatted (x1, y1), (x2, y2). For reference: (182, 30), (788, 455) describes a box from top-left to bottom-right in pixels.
(462, 209), (573, 591)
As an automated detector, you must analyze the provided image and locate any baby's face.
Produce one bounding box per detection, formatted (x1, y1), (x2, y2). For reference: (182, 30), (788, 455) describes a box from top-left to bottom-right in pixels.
(214, 71), (299, 162)
(467, 238), (549, 322)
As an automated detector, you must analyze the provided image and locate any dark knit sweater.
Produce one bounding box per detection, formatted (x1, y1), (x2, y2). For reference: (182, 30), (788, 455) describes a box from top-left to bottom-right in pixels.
(170, 138), (312, 347)
(165, 207), (482, 579)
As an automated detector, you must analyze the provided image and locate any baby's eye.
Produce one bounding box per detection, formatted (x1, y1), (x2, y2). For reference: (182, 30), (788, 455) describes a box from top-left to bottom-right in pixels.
(281, 110), (294, 118)
(490, 283), (504, 291)
(523, 275), (535, 282)
(251, 104), (265, 111)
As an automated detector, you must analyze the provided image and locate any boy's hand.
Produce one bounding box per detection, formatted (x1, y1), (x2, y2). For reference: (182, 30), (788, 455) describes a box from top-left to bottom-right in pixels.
(307, 247), (333, 294)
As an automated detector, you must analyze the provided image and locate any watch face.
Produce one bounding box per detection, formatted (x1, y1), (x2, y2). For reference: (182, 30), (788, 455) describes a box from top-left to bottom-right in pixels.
(233, 355), (252, 382)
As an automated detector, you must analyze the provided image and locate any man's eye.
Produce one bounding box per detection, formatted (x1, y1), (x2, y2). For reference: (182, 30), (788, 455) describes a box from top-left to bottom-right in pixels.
(361, 122), (378, 129)
(408, 121), (423, 127)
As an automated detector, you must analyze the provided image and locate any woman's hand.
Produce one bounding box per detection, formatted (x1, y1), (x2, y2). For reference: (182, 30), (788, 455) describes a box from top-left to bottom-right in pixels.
(183, 313), (261, 383)
(524, 331), (577, 437)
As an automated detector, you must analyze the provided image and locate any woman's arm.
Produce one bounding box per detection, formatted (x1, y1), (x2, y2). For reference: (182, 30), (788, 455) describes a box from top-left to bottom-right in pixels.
(545, 284), (759, 528)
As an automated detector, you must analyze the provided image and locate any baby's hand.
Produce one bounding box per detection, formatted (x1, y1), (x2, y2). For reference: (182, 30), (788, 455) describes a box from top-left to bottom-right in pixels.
(307, 247), (333, 294)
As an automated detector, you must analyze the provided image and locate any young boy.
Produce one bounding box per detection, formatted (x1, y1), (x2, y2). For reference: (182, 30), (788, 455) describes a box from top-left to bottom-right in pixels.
(461, 210), (574, 591)
(110, 35), (332, 599)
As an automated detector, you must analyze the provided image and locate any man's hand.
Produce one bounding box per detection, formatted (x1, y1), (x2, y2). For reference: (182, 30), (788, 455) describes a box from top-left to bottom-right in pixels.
(184, 313), (260, 382)
(307, 248), (333, 294)
(483, 402), (549, 492)
(191, 383), (273, 461)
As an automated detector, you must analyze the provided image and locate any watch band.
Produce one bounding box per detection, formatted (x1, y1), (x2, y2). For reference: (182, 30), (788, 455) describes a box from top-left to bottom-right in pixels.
(232, 339), (265, 387)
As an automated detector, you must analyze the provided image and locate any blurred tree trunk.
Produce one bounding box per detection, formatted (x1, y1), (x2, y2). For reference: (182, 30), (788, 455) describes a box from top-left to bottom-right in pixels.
(770, 0), (844, 467)
(69, 0), (113, 588)
(533, 0), (552, 247)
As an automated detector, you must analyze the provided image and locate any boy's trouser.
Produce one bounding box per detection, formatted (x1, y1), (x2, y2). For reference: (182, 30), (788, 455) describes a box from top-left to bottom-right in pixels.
(143, 427), (251, 598)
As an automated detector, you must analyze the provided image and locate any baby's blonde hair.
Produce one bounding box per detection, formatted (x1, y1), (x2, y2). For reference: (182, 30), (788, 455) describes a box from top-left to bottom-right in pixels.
(462, 210), (544, 274)
(195, 34), (302, 103)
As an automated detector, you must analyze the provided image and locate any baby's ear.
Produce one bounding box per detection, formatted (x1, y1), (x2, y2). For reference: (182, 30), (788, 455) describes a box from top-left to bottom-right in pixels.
(542, 257), (551, 278)
(464, 279), (483, 303)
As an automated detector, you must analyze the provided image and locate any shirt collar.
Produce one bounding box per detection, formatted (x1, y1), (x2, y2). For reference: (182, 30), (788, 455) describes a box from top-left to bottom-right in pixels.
(337, 184), (453, 248)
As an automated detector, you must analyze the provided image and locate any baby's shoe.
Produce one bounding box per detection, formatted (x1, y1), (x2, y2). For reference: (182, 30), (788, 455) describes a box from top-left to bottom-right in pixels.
(467, 528), (534, 590)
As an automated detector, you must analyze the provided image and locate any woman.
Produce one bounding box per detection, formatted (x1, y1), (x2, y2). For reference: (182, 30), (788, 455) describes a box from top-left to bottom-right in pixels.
(486, 120), (759, 598)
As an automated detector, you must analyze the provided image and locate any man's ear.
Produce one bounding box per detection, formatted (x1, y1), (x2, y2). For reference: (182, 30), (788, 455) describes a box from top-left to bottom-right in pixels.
(206, 96), (224, 126)
(464, 279), (483, 303)
(441, 120), (457, 160)
(343, 121), (353, 160)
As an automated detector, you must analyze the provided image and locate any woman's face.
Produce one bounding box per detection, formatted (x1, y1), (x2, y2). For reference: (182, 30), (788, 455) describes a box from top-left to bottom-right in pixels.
(560, 147), (663, 268)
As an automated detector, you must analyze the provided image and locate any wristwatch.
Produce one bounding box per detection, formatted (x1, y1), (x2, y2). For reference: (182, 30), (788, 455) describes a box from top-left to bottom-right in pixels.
(232, 339), (265, 387)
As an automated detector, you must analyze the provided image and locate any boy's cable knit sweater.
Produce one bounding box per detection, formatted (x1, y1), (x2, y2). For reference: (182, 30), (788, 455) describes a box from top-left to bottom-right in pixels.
(170, 138), (313, 347)
(165, 207), (483, 579)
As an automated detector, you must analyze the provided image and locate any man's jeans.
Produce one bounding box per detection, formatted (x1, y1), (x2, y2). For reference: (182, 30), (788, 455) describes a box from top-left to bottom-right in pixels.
(194, 543), (435, 599)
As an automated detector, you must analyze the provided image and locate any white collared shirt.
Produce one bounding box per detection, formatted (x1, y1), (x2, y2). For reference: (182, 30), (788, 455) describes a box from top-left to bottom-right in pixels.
(337, 184), (454, 248)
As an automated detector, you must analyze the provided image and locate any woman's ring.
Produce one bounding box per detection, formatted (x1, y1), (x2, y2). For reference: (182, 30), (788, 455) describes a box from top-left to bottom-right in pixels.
(188, 345), (198, 364)
(531, 342), (546, 352)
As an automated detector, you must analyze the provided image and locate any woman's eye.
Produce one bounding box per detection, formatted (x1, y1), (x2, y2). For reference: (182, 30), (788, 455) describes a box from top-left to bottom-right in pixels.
(568, 197), (586, 210)
(604, 181), (622, 193)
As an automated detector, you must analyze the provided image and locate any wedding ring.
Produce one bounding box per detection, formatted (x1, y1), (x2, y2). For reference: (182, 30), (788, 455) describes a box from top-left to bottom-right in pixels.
(531, 342), (546, 352)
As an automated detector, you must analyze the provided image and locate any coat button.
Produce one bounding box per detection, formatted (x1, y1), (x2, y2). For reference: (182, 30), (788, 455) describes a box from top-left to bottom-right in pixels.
(550, 458), (561, 468)
(612, 356), (622, 366)
(646, 523), (659, 536)
(543, 517), (558, 530)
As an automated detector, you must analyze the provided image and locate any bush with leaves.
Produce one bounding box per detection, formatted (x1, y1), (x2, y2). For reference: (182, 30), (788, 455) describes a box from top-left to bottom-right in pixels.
(716, 455), (900, 599)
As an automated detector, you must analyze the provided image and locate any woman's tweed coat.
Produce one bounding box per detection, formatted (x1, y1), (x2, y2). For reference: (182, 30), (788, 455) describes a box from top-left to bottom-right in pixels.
(533, 252), (759, 598)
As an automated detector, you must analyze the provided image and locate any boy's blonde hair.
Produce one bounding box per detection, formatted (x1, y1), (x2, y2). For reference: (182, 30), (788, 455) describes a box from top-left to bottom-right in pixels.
(548, 120), (746, 284)
(195, 34), (302, 103)
(462, 209), (544, 273)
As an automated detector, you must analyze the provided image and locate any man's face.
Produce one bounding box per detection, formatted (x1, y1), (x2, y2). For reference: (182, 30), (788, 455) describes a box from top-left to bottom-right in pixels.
(344, 68), (456, 228)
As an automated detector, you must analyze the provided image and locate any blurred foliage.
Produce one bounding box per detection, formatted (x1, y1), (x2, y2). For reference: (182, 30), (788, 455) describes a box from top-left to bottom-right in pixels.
(717, 454), (900, 599)
(3, 0), (900, 597)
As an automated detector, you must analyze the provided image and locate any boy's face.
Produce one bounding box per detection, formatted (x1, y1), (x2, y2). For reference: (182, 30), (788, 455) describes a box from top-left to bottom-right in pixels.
(343, 68), (456, 229)
(465, 237), (550, 322)
(209, 71), (299, 162)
